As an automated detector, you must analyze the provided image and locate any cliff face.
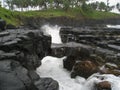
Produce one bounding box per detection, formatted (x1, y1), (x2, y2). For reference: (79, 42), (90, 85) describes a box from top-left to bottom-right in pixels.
(22, 16), (120, 28)
(0, 29), (59, 90)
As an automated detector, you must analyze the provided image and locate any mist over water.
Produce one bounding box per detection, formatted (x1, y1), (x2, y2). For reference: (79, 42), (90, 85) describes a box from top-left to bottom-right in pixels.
(41, 24), (62, 44)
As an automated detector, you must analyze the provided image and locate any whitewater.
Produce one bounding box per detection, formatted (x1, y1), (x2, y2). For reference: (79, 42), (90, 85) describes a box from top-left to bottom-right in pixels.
(41, 24), (62, 44)
(37, 25), (120, 90)
(107, 25), (120, 29)
(36, 56), (120, 90)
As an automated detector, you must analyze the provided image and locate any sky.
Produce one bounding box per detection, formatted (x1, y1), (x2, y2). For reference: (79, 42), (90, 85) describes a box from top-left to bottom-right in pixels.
(0, 0), (120, 6)
(89, 0), (119, 5)
(0, 0), (120, 13)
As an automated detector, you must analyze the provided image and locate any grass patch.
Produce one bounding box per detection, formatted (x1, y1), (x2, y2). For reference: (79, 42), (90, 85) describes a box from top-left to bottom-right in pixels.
(0, 7), (120, 26)
(21, 8), (120, 19)
(0, 7), (21, 26)
(83, 10), (120, 19)
(20, 8), (84, 18)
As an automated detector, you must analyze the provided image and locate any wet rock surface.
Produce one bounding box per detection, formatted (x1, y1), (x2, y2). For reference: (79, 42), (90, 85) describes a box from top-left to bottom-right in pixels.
(0, 29), (58, 90)
(35, 78), (59, 90)
(51, 26), (120, 78)
(71, 60), (98, 78)
(96, 81), (111, 90)
(0, 18), (6, 31)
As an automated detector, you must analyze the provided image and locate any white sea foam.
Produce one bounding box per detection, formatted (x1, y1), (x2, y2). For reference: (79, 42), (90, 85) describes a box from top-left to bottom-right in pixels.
(36, 56), (84, 90)
(36, 56), (120, 90)
(41, 25), (62, 44)
(107, 25), (120, 29)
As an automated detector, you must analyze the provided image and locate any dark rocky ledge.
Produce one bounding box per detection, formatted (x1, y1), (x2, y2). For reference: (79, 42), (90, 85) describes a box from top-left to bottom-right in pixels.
(22, 17), (120, 29)
(51, 26), (120, 78)
(0, 29), (59, 90)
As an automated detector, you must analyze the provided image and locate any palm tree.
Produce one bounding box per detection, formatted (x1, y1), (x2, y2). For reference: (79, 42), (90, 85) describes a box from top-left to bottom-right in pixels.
(106, 0), (109, 11)
(6, 0), (14, 10)
(0, 1), (1, 7)
(99, 2), (106, 11)
(116, 3), (120, 11)
(54, 0), (63, 9)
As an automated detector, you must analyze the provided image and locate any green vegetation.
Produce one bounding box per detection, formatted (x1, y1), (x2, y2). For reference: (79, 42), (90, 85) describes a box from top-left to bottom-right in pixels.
(82, 9), (120, 19)
(5, 0), (117, 12)
(116, 3), (120, 12)
(0, 7), (21, 26)
(5, 0), (88, 11)
(21, 8), (83, 18)
(0, 1), (1, 7)
(0, 5), (120, 26)
(21, 7), (120, 19)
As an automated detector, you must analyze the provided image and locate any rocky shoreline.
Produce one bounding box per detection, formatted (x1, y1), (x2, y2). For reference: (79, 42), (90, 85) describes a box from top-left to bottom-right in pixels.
(52, 26), (120, 70)
(0, 16), (120, 90)
(51, 26), (120, 89)
(0, 29), (59, 90)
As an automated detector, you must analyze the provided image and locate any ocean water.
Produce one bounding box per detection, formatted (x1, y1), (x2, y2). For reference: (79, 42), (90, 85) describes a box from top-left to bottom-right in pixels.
(37, 25), (120, 90)
(36, 56), (120, 90)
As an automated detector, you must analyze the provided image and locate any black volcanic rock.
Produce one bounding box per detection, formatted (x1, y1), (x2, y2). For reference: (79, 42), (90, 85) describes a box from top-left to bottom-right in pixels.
(59, 26), (120, 64)
(0, 60), (35, 90)
(0, 30), (51, 70)
(63, 55), (76, 71)
(51, 26), (120, 78)
(35, 78), (59, 90)
(22, 17), (120, 28)
(51, 42), (93, 58)
(6, 24), (17, 29)
(0, 18), (6, 31)
(0, 29), (58, 90)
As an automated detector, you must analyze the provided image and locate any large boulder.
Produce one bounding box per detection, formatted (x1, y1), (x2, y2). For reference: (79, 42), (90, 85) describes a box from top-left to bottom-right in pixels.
(63, 46), (91, 71)
(71, 60), (98, 78)
(62, 43), (94, 72)
(0, 60), (37, 90)
(63, 55), (76, 71)
(35, 78), (59, 90)
(96, 81), (111, 90)
(0, 18), (6, 31)
(0, 29), (59, 90)
(0, 60), (59, 90)
(0, 31), (51, 70)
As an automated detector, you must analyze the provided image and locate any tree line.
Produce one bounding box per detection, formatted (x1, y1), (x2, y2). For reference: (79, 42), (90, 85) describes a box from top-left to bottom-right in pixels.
(1, 0), (120, 12)
(83, 1), (120, 12)
(88, 1), (114, 12)
(4, 0), (88, 11)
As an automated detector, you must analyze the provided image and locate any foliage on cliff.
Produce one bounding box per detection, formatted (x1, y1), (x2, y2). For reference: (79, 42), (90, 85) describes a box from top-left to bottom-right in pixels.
(0, 6), (120, 26)
(0, 7), (21, 26)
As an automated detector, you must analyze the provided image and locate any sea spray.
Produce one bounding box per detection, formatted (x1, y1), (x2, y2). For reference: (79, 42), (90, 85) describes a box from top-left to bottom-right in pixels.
(41, 24), (62, 44)
(37, 56), (120, 90)
(36, 56), (83, 90)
